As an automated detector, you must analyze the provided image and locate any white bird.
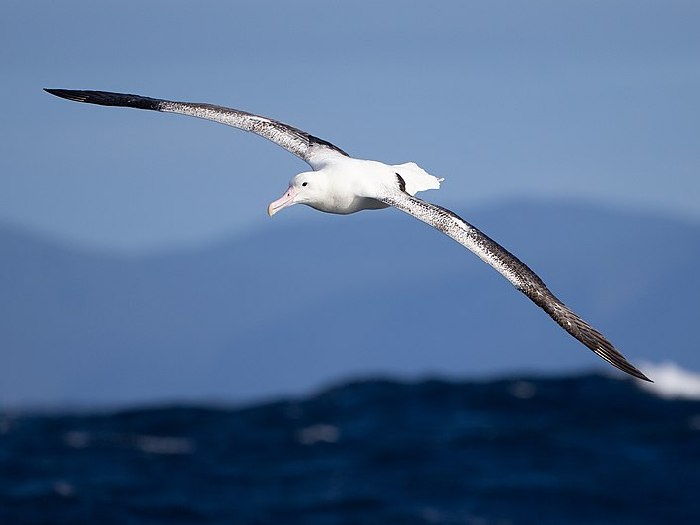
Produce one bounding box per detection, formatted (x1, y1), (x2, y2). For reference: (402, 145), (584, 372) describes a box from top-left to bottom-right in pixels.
(44, 88), (651, 382)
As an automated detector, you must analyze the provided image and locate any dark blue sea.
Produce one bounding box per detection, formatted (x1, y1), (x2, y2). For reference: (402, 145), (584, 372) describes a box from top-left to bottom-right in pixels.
(1, 374), (699, 525)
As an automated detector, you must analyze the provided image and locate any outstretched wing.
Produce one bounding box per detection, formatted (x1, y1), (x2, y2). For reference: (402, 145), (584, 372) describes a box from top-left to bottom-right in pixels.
(44, 89), (349, 168)
(377, 190), (651, 382)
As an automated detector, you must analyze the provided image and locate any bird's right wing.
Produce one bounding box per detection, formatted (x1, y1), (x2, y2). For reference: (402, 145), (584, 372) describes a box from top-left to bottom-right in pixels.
(377, 189), (650, 382)
(44, 89), (349, 169)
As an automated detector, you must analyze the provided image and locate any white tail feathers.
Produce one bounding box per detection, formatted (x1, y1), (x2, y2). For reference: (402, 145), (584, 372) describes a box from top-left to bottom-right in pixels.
(392, 162), (444, 196)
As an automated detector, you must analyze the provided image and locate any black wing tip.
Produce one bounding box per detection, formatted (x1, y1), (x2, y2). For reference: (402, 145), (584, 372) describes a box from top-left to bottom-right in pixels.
(539, 297), (653, 382)
(44, 88), (162, 111)
(627, 364), (653, 383)
(580, 333), (652, 383)
(590, 337), (652, 383)
(584, 333), (652, 382)
(44, 88), (85, 101)
(616, 359), (653, 382)
(627, 366), (653, 383)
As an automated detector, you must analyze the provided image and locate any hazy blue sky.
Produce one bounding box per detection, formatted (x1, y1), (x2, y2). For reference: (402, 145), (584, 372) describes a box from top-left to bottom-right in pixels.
(1, 0), (698, 253)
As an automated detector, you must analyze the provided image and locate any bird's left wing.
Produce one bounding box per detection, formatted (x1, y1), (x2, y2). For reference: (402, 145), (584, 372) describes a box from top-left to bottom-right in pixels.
(44, 89), (349, 168)
(376, 190), (650, 382)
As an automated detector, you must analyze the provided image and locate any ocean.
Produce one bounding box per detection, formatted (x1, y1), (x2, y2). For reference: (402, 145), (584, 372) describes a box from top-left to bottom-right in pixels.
(1, 373), (699, 524)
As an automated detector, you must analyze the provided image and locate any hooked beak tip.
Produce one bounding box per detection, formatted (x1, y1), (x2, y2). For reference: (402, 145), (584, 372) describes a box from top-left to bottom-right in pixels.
(268, 186), (296, 217)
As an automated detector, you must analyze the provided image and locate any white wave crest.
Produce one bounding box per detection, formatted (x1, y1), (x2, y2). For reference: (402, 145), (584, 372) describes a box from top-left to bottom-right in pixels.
(638, 361), (700, 400)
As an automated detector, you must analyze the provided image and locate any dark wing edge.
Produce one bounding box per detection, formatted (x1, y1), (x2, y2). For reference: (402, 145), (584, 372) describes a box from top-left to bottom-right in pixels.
(43, 88), (349, 166)
(377, 190), (651, 382)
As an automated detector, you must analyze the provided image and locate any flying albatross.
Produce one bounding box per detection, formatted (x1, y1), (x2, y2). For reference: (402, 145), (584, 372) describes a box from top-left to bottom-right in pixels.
(44, 88), (651, 382)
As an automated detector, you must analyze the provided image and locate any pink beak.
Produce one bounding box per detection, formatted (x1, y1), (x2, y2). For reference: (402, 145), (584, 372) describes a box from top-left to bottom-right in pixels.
(268, 186), (297, 217)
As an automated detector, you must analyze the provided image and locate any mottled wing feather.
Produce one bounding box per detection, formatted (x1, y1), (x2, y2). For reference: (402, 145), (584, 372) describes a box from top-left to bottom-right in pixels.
(378, 191), (650, 382)
(44, 89), (349, 167)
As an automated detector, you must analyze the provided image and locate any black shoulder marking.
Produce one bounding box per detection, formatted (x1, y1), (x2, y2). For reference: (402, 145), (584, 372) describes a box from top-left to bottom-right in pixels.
(45, 89), (163, 111)
(308, 134), (350, 157)
(395, 172), (407, 193)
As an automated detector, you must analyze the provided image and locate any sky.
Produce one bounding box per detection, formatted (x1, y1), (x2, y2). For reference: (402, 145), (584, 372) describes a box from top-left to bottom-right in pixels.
(0, 0), (698, 254)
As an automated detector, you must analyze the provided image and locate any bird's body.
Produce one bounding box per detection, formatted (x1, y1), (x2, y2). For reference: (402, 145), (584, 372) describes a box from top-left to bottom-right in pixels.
(45, 88), (651, 382)
(287, 157), (442, 215)
(295, 159), (395, 215)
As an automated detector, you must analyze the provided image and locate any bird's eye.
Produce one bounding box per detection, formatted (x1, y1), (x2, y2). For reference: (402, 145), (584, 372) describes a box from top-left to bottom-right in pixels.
(302, 182), (308, 187)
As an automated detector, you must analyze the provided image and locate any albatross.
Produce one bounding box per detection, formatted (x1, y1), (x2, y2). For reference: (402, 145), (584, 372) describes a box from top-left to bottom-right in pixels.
(44, 88), (651, 382)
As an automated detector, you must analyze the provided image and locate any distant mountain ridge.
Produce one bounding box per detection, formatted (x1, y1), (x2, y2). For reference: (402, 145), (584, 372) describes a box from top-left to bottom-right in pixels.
(2, 199), (698, 408)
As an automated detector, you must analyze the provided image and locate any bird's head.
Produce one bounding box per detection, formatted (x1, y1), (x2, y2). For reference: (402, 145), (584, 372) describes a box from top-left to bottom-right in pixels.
(268, 172), (326, 216)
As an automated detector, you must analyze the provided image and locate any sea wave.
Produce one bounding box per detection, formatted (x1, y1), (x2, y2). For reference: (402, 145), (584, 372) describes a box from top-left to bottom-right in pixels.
(638, 361), (700, 399)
